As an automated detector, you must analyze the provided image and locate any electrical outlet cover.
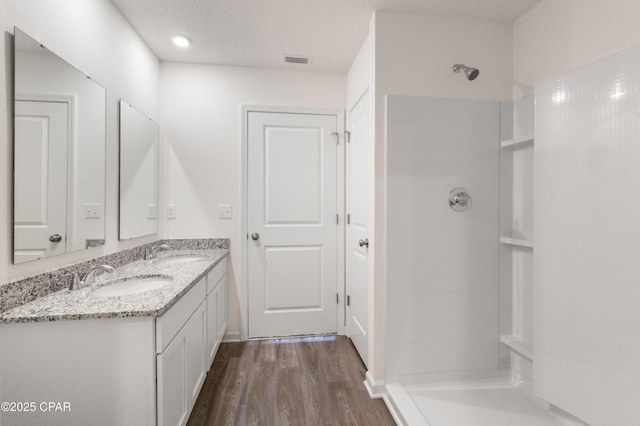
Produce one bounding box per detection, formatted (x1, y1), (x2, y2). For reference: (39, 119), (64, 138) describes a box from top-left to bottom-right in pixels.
(167, 204), (176, 219)
(84, 204), (100, 218)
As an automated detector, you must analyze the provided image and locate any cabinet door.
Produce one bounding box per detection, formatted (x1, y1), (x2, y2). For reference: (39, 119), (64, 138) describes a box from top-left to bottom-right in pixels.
(157, 332), (187, 426)
(206, 286), (218, 368)
(185, 302), (207, 411)
(217, 276), (227, 342)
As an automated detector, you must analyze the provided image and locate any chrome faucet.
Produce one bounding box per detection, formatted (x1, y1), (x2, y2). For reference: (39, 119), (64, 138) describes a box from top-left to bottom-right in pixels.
(144, 244), (170, 261)
(70, 264), (115, 290)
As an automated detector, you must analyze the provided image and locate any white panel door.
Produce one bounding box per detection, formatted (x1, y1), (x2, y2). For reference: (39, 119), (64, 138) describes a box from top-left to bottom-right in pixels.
(346, 92), (370, 366)
(14, 100), (69, 262)
(248, 111), (338, 338)
(206, 285), (219, 366)
(216, 276), (227, 341)
(185, 302), (207, 412)
(157, 332), (187, 426)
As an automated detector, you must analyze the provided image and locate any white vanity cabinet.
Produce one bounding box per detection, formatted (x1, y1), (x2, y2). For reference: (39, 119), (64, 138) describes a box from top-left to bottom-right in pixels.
(156, 257), (227, 426)
(0, 316), (157, 425)
(156, 276), (207, 426)
(0, 254), (229, 426)
(205, 258), (227, 366)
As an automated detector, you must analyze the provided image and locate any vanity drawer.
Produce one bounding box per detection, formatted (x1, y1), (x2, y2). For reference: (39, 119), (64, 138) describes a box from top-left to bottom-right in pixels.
(156, 277), (206, 353)
(206, 258), (227, 295)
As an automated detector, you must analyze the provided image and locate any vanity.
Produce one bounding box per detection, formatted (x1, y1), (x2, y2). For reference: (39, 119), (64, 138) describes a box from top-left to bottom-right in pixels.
(3, 26), (228, 426)
(0, 248), (228, 426)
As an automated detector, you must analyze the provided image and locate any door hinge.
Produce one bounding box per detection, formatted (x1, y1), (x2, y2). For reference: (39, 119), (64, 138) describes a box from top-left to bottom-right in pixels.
(347, 214), (350, 225)
(336, 293), (339, 304)
(331, 132), (340, 145)
(345, 130), (351, 143)
(336, 214), (339, 225)
(347, 295), (351, 306)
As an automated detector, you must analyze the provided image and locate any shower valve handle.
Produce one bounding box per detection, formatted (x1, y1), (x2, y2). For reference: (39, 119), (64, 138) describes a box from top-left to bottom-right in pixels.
(448, 188), (472, 212)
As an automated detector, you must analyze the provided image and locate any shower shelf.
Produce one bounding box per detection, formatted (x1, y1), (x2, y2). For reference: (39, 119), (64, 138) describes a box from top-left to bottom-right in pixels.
(500, 236), (534, 248)
(500, 335), (533, 360)
(500, 134), (534, 149)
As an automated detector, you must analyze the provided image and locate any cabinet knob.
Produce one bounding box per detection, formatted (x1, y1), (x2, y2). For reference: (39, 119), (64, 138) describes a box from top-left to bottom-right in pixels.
(251, 233), (260, 241)
(49, 234), (62, 243)
(359, 238), (369, 248)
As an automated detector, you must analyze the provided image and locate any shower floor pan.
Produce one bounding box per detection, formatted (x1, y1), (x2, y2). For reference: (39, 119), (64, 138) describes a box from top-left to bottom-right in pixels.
(385, 369), (561, 426)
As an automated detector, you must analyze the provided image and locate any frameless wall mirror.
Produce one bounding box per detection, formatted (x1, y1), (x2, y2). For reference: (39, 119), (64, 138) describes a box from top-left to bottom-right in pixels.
(119, 99), (159, 240)
(13, 27), (106, 264)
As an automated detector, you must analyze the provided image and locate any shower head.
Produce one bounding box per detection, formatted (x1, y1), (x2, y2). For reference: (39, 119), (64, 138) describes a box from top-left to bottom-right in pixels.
(453, 64), (479, 81)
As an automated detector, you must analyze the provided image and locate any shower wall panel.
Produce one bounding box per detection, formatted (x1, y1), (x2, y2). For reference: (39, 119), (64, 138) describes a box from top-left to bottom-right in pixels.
(535, 42), (640, 426)
(386, 96), (500, 381)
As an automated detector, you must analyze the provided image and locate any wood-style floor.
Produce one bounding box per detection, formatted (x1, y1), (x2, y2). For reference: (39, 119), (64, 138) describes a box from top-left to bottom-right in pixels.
(187, 335), (396, 426)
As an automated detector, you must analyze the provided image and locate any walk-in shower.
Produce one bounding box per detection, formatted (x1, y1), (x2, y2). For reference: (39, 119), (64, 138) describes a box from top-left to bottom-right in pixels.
(383, 95), (564, 425)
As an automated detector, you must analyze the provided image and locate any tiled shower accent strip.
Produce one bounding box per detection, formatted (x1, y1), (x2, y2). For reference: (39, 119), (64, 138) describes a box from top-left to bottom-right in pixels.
(0, 238), (230, 314)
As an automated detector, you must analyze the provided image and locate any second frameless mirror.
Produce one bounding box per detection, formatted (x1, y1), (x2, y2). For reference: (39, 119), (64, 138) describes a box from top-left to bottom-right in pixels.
(119, 99), (159, 240)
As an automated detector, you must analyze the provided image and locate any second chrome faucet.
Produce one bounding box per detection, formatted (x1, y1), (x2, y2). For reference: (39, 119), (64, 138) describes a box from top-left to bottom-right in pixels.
(70, 264), (115, 290)
(145, 244), (170, 261)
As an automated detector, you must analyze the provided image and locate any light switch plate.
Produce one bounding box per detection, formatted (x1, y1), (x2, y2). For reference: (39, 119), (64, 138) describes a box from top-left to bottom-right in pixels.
(147, 204), (157, 219)
(218, 204), (232, 219)
(167, 204), (176, 219)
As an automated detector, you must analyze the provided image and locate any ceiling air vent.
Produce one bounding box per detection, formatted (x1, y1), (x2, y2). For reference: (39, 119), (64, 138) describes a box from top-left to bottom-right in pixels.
(283, 55), (312, 65)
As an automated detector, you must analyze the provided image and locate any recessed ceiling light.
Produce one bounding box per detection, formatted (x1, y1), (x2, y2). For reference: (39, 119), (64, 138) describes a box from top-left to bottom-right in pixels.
(172, 35), (191, 48)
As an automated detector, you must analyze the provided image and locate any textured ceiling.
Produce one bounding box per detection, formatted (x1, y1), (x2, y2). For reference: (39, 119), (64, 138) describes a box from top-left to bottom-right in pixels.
(110, 0), (541, 73)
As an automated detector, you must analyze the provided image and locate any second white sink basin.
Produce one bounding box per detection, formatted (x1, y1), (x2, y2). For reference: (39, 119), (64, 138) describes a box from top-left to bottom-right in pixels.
(93, 275), (173, 297)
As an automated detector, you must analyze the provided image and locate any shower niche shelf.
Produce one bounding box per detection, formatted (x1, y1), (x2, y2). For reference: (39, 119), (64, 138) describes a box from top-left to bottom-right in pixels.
(500, 335), (533, 361)
(500, 236), (533, 248)
(500, 134), (534, 149)
(499, 94), (535, 381)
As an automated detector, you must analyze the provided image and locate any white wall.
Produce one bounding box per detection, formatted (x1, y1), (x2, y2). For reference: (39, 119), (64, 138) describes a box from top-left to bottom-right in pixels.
(160, 62), (346, 336)
(347, 20), (374, 110)
(513, 0), (640, 98)
(366, 10), (513, 383)
(0, 0), (160, 283)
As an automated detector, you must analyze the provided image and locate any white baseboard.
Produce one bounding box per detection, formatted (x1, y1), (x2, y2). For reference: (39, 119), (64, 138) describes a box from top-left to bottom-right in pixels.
(222, 332), (241, 343)
(364, 371), (387, 399)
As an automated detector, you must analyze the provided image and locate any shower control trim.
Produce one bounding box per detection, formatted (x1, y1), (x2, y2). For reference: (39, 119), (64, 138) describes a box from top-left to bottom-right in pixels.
(448, 188), (472, 212)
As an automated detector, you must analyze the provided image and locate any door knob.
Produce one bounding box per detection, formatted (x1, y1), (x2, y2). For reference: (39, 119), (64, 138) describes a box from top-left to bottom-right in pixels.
(359, 238), (369, 248)
(251, 233), (260, 240)
(49, 234), (62, 243)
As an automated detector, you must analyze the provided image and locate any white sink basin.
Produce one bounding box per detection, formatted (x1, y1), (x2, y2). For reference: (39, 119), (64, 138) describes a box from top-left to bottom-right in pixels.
(153, 255), (209, 265)
(93, 275), (173, 297)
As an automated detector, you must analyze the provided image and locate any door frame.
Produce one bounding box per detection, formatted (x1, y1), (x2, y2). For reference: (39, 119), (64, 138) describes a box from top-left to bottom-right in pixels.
(241, 105), (345, 341)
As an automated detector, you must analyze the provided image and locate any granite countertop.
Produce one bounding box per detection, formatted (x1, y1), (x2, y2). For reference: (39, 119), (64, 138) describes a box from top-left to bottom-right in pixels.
(0, 249), (228, 324)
